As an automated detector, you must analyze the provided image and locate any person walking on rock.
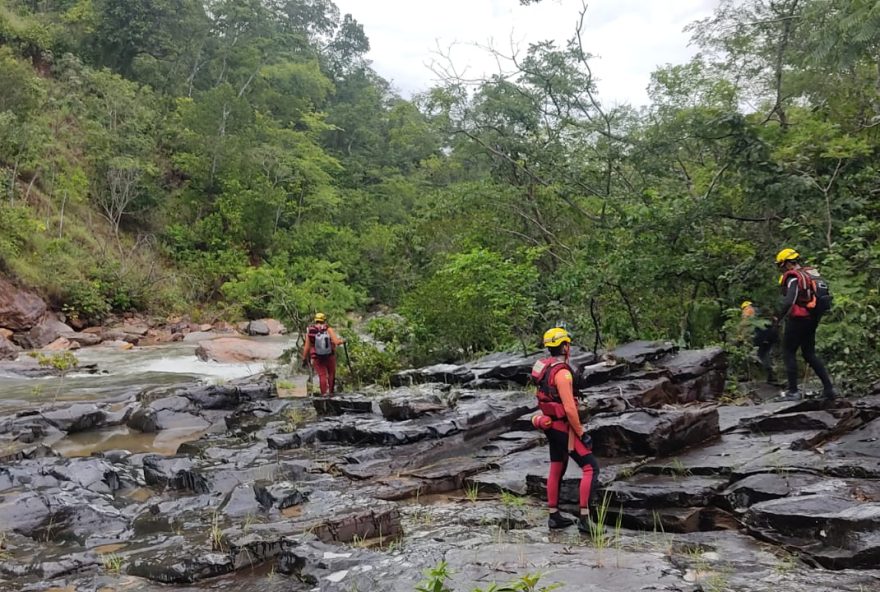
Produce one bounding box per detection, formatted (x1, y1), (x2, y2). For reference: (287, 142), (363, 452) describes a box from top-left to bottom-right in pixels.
(530, 327), (600, 533)
(301, 312), (344, 396)
(740, 300), (779, 385)
(774, 248), (837, 401)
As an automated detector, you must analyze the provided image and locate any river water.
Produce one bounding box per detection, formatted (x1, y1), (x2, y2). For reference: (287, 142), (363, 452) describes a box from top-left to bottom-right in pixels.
(0, 336), (303, 456)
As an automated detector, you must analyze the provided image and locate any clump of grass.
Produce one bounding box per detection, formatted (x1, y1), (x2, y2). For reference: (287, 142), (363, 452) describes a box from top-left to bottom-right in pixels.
(464, 482), (480, 503)
(209, 512), (224, 551)
(101, 552), (124, 575)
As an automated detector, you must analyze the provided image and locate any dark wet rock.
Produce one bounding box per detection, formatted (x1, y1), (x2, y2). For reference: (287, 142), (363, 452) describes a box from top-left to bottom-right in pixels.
(127, 540), (234, 584)
(0, 278), (47, 332)
(254, 481), (308, 511)
(590, 406), (719, 457)
(313, 395), (374, 416)
(225, 399), (292, 433)
(127, 398), (208, 435)
(603, 474), (728, 508)
(280, 490), (402, 544)
(462, 377), (517, 389)
(219, 483), (265, 518)
(745, 493), (880, 569)
(659, 347), (726, 381)
(466, 351), (543, 385)
(142, 455), (209, 493)
(0, 333), (20, 360)
(0, 491), (51, 536)
(0, 549), (101, 582)
(577, 360), (629, 388)
(46, 457), (127, 495)
(378, 395), (446, 420)
(470, 447), (546, 495)
(276, 537), (391, 583)
(271, 391), (532, 450)
(580, 376), (680, 414)
(13, 316), (74, 350)
(723, 472), (830, 509)
(610, 505), (705, 533)
(745, 409), (853, 433)
(33, 494), (130, 546)
(41, 403), (107, 433)
(611, 340), (677, 365)
(717, 401), (803, 432)
(391, 363), (475, 387)
(657, 348), (727, 402)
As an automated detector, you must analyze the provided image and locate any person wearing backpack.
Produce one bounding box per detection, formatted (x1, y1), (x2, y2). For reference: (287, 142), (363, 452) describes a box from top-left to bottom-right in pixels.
(741, 301), (780, 385)
(301, 312), (344, 396)
(529, 327), (600, 534)
(774, 249), (837, 401)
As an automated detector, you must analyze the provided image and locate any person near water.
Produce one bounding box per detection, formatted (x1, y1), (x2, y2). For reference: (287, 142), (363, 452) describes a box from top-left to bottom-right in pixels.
(529, 327), (600, 533)
(740, 300), (779, 385)
(301, 312), (344, 396)
(774, 248), (837, 401)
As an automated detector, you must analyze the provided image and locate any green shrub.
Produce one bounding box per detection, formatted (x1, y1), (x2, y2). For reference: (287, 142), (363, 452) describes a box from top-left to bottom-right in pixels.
(337, 331), (402, 388)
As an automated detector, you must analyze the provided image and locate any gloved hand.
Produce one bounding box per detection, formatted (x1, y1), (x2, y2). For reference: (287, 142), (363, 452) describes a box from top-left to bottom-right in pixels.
(580, 431), (593, 450)
(301, 358), (310, 369)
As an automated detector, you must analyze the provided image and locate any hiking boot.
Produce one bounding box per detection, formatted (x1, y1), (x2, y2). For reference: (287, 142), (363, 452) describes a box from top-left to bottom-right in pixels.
(577, 516), (605, 535)
(548, 512), (574, 530)
(823, 388), (839, 400)
(776, 390), (803, 402)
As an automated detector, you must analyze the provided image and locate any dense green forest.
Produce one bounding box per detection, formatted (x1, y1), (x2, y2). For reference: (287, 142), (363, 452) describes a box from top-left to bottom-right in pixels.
(0, 0), (878, 388)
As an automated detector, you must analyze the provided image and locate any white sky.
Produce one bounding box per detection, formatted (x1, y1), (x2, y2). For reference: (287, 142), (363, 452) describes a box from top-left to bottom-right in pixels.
(333, 0), (720, 106)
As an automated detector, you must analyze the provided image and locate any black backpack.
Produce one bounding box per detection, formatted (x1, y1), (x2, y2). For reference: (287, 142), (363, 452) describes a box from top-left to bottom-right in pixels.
(804, 267), (833, 314)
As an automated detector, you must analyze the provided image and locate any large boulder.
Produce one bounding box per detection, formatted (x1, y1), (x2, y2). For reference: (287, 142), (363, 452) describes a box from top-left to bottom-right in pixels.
(0, 278), (46, 331)
(195, 337), (285, 363)
(245, 320), (270, 336)
(745, 494), (880, 569)
(0, 333), (21, 360)
(13, 316), (73, 350)
(590, 406), (720, 457)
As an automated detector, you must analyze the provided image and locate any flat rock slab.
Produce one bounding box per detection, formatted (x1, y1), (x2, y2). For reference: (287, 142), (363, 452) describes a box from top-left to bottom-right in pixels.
(603, 474), (728, 508)
(723, 473), (880, 510)
(581, 376), (680, 414)
(591, 406), (719, 457)
(391, 364), (475, 387)
(313, 395), (374, 416)
(745, 493), (880, 569)
(610, 340), (676, 365)
(658, 347), (725, 381)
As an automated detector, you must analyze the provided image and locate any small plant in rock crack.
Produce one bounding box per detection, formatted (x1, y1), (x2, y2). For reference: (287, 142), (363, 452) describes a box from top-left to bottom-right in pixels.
(209, 512), (225, 551)
(665, 458), (692, 480)
(415, 561), (454, 592)
(102, 553), (124, 575)
(471, 572), (563, 591)
(500, 491), (527, 530)
(464, 482), (480, 503)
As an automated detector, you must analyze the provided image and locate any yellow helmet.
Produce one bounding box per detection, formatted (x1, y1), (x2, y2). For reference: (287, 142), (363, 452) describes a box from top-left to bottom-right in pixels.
(314, 312), (327, 323)
(543, 327), (571, 348)
(740, 301), (753, 310)
(775, 248), (800, 265)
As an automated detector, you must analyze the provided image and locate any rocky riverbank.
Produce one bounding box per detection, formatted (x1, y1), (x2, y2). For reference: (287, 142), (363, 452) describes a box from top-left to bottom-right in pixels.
(1, 341), (879, 591)
(0, 275), (292, 372)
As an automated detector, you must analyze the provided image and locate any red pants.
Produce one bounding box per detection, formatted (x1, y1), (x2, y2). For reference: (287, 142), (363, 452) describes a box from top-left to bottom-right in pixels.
(311, 355), (336, 396)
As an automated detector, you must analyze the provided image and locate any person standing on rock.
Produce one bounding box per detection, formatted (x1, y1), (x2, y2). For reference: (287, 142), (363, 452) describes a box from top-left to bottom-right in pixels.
(530, 327), (600, 533)
(740, 301), (779, 386)
(774, 248), (837, 401)
(301, 313), (344, 396)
